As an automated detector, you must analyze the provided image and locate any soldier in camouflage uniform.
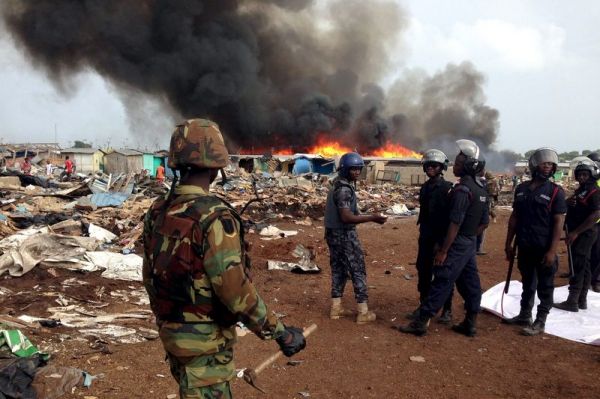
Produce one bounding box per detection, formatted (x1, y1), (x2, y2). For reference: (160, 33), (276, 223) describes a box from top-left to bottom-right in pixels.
(143, 119), (306, 399)
(325, 152), (387, 324)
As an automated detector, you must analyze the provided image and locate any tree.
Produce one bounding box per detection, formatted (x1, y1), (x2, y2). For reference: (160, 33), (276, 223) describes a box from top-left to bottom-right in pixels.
(73, 140), (92, 148)
(524, 149), (536, 159)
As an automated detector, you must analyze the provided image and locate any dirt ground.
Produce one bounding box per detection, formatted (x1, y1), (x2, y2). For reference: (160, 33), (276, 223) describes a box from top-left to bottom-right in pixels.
(1, 208), (599, 399)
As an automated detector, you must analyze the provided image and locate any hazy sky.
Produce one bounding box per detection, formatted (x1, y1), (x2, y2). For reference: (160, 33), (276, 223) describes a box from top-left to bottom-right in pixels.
(0, 0), (599, 153)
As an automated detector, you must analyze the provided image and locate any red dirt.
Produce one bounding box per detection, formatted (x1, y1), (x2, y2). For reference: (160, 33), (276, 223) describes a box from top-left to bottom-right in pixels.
(1, 209), (599, 399)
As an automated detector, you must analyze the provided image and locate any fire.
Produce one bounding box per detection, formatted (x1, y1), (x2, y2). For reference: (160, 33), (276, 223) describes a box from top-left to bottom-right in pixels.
(308, 138), (352, 158)
(237, 138), (421, 159)
(368, 141), (421, 159)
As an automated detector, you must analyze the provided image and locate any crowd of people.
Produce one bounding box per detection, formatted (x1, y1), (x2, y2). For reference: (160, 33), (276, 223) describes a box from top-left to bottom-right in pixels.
(141, 118), (599, 398)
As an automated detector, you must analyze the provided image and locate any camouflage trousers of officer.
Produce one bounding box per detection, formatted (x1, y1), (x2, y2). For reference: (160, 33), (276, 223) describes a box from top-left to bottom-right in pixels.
(325, 228), (368, 303)
(167, 352), (233, 399)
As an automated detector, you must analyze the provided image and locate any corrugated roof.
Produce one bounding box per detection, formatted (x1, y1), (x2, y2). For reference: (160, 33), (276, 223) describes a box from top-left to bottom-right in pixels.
(61, 147), (100, 154)
(111, 149), (144, 156)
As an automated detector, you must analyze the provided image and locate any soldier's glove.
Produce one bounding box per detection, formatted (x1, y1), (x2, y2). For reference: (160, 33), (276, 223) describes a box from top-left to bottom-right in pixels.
(276, 326), (306, 357)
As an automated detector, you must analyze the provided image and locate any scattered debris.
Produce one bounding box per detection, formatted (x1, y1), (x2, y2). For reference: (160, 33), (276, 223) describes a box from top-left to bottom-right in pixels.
(409, 356), (426, 363)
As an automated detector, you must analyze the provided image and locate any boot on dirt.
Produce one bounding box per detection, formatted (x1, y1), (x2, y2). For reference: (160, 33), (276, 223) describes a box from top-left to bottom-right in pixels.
(553, 291), (580, 312)
(329, 298), (353, 319)
(522, 318), (545, 336)
(501, 311), (532, 326)
(405, 306), (420, 320)
(437, 309), (452, 325)
(397, 313), (431, 336)
(356, 302), (376, 324)
(451, 312), (477, 337)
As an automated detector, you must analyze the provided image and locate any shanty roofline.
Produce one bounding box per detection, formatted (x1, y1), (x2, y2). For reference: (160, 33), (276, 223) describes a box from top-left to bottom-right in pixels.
(0, 143), (61, 151)
(109, 149), (145, 156)
(515, 161), (571, 167)
(60, 147), (102, 154)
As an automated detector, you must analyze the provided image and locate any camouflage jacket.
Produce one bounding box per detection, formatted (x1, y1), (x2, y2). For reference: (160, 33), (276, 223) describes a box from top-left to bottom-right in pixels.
(142, 185), (283, 358)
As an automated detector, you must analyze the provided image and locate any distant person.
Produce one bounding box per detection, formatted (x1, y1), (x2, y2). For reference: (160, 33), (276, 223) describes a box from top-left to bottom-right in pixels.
(512, 175), (518, 192)
(46, 161), (53, 176)
(325, 152), (387, 324)
(62, 156), (73, 181)
(21, 157), (32, 175)
(156, 162), (165, 184)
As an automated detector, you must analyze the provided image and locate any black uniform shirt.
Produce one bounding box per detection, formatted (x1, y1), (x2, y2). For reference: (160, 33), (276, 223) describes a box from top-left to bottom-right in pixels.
(418, 176), (452, 239)
(566, 182), (600, 231)
(513, 180), (567, 249)
(449, 177), (490, 229)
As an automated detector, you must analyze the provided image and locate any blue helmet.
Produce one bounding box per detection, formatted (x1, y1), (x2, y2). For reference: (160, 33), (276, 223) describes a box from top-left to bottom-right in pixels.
(338, 152), (364, 178)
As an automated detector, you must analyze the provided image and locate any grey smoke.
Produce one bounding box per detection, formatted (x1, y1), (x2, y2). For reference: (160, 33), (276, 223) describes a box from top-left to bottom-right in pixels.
(1, 0), (501, 156)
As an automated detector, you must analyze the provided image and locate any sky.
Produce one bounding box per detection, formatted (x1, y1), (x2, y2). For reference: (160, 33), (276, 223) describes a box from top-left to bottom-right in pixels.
(0, 0), (599, 154)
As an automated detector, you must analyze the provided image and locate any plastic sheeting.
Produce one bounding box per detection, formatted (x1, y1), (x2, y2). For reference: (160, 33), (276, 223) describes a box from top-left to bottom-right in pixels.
(481, 281), (600, 346)
(89, 192), (130, 208)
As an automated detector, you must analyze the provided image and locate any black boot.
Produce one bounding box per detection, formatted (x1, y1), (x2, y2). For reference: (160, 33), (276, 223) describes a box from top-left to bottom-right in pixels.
(437, 309), (452, 325)
(578, 290), (588, 310)
(405, 306), (420, 320)
(553, 291), (579, 312)
(397, 313), (430, 336)
(522, 316), (546, 336)
(502, 311), (532, 326)
(451, 312), (477, 337)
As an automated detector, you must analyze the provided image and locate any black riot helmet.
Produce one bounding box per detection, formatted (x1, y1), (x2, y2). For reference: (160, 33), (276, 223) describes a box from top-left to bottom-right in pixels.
(528, 148), (558, 180)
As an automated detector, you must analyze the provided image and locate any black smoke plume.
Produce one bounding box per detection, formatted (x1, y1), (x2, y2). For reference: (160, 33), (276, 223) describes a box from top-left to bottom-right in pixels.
(1, 0), (500, 155)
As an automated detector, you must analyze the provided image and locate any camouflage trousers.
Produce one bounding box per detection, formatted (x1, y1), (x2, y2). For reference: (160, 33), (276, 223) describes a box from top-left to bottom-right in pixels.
(167, 351), (234, 399)
(325, 228), (368, 303)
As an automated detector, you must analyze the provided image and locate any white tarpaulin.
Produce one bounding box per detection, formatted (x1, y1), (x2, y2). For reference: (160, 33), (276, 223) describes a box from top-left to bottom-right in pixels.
(481, 281), (600, 346)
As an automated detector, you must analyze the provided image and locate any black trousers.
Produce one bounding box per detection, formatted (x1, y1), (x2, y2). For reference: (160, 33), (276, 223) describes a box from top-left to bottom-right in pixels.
(416, 234), (453, 311)
(517, 246), (557, 318)
(568, 228), (597, 295)
(421, 235), (481, 318)
(590, 224), (600, 285)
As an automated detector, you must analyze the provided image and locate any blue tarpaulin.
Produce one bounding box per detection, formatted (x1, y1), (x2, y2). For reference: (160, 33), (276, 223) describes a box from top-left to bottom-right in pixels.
(90, 192), (130, 207)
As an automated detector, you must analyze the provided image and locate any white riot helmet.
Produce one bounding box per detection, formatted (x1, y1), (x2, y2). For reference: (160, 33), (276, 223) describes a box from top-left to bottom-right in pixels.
(528, 148), (558, 180)
(422, 149), (449, 172)
(456, 139), (481, 176)
(572, 157), (600, 180)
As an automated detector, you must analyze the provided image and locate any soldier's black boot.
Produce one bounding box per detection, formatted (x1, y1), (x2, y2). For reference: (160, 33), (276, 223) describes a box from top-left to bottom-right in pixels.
(522, 314), (546, 336)
(397, 313), (430, 336)
(451, 312), (477, 337)
(553, 291), (580, 312)
(501, 310), (532, 326)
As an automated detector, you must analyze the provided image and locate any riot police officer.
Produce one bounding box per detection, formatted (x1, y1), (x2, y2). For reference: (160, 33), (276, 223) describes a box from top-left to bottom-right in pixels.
(142, 119), (306, 398)
(407, 149), (454, 324)
(554, 158), (600, 311)
(503, 148), (567, 336)
(398, 139), (489, 337)
(325, 152), (387, 324)
(587, 152), (600, 293)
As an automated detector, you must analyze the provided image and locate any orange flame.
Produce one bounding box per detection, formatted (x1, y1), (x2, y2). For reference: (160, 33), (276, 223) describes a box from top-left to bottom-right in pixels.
(368, 141), (421, 159)
(308, 138), (352, 158)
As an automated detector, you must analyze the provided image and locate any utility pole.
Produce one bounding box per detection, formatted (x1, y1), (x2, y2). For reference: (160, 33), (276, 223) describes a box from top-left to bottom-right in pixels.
(54, 123), (57, 146)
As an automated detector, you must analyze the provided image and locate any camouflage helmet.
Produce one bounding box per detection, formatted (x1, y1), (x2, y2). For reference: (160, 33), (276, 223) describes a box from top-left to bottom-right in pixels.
(167, 119), (229, 169)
